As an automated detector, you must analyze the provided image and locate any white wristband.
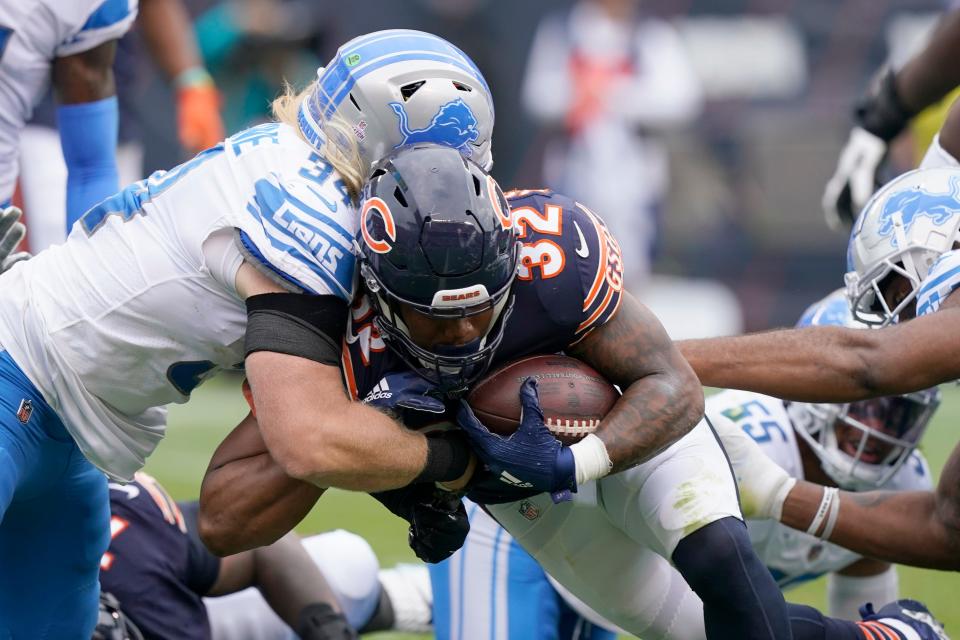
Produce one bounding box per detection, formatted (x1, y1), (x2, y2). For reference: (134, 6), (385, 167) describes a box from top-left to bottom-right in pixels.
(819, 488), (842, 541)
(805, 487), (839, 537)
(570, 434), (613, 486)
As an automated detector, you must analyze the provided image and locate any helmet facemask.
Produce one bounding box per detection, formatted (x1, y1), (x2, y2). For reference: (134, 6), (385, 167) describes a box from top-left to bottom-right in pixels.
(362, 262), (516, 394)
(789, 389), (939, 490)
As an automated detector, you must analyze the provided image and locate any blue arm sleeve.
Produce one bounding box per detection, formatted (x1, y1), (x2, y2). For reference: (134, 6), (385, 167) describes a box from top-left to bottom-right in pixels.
(57, 96), (119, 233)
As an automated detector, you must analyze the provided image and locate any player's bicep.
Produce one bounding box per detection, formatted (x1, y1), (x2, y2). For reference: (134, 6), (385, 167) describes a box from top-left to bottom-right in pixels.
(568, 291), (694, 389)
(52, 40), (117, 104)
(236, 260), (287, 299)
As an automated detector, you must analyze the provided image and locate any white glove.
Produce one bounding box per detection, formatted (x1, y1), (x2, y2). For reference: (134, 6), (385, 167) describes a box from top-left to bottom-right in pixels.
(821, 126), (888, 231)
(710, 414), (796, 520)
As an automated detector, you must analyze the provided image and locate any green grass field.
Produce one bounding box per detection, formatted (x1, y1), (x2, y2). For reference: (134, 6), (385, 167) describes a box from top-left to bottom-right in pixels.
(144, 374), (960, 639)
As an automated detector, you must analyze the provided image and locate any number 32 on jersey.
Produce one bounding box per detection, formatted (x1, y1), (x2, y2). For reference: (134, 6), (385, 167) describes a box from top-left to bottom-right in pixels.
(513, 201), (565, 280)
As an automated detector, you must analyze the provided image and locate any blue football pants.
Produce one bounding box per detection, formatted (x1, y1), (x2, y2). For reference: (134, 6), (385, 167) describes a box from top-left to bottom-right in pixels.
(0, 352), (109, 639)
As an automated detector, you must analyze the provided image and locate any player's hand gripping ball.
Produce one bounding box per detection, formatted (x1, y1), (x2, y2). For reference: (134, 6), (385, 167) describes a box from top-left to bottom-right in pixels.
(459, 355), (617, 497)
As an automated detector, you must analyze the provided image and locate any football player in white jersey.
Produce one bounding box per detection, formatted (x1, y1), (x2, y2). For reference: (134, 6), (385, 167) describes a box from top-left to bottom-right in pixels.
(707, 290), (938, 620)
(0, 29), (497, 637)
(678, 163), (960, 579)
(0, 0), (138, 231)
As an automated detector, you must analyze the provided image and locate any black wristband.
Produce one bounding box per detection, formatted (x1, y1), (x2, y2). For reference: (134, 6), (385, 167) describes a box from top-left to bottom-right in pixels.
(413, 430), (472, 484)
(855, 68), (915, 141)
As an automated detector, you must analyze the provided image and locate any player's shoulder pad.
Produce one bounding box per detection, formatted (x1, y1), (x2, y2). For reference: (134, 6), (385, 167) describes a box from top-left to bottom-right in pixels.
(884, 450), (933, 492)
(235, 166), (358, 300)
(506, 189), (624, 342)
(917, 249), (960, 317)
(58, 0), (139, 58)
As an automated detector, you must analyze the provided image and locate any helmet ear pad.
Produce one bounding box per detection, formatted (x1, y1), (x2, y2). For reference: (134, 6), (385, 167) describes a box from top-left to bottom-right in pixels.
(357, 144), (519, 393)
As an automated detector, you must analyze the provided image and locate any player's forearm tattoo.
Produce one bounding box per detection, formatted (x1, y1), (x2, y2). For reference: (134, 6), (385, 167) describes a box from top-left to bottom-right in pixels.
(572, 298), (703, 472)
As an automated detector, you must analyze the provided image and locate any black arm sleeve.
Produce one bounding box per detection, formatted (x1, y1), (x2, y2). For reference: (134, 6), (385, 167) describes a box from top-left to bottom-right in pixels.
(245, 293), (348, 366)
(179, 501), (223, 596)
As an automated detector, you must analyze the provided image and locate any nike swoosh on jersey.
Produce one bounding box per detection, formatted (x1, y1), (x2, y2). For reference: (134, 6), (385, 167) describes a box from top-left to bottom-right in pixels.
(304, 184), (339, 213)
(573, 220), (589, 258)
(108, 483), (140, 500)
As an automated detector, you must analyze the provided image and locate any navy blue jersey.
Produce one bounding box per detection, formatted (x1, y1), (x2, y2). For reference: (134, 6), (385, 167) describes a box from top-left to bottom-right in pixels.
(342, 188), (624, 402)
(101, 473), (220, 640)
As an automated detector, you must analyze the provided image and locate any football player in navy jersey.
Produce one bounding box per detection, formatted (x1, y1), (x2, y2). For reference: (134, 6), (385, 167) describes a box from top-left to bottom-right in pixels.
(101, 471), (356, 640)
(200, 145), (947, 640)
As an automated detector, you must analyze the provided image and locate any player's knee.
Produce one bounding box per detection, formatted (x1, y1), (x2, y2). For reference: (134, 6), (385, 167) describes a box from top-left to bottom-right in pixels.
(672, 517), (763, 603)
(301, 530), (383, 627)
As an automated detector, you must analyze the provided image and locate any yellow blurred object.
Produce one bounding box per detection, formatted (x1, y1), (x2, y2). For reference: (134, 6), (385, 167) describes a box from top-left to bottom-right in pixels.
(176, 82), (225, 153)
(911, 86), (960, 164)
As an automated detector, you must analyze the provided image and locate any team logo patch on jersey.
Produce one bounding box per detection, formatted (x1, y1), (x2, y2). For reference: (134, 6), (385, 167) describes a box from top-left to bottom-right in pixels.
(389, 99), (479, 155)
(16, 399), (32, 424)
(876, 176), (960, 242)
(518, 500), (540, 521)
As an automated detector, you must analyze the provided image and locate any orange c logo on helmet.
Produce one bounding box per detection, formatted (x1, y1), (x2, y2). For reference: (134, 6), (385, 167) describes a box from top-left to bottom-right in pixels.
(361, 197), (397, 254)
(487, 175), (512, 230)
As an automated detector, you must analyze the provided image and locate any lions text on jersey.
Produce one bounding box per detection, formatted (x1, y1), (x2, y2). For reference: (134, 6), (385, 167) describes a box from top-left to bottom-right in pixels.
(0, 122), (357, 480)
(706, 389), (932, 589)
(0, 0), (138, 204)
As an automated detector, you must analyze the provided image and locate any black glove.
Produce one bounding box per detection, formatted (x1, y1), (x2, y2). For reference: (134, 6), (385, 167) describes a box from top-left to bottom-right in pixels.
(296, 602), (357, 640)
(371, 484), (470, 563)
(855, 68), (915, 142)
(408, 487), (470, 563)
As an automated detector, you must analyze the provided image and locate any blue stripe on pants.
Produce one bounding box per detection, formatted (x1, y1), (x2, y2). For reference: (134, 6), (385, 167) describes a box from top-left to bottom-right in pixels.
(0, 352), (109, 639)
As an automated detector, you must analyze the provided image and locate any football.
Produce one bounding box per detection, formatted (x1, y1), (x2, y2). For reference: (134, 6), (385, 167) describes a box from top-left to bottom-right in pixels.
(466, 354), (618, 446)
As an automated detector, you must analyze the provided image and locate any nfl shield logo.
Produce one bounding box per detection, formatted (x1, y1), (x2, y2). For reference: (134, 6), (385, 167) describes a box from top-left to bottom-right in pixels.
(16, 399), (32, 423)
(518, 500), (540, 521)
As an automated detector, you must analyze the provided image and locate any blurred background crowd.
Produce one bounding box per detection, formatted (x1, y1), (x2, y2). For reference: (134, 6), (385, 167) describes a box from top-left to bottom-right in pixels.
(26, 0), (959, 336)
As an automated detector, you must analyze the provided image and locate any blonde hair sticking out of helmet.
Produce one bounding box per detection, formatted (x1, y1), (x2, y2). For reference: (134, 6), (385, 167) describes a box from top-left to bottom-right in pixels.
(271, 81), (366, 201)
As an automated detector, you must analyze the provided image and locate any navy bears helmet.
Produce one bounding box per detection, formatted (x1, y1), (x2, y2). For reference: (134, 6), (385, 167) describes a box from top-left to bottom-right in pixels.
(356, 143), (519, 393)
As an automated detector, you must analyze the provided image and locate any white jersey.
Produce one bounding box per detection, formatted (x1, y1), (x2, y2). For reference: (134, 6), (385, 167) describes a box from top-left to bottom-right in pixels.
(0, 0), (138, 203)
(706, 390), (932, 589)
(916, 249), (960, 318)
(0, 122), (357, 481)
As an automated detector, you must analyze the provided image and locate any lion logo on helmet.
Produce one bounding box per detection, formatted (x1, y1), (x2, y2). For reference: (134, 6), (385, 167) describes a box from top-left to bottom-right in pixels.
(875, 175), (960, 243)
(389, 98), (480, 155)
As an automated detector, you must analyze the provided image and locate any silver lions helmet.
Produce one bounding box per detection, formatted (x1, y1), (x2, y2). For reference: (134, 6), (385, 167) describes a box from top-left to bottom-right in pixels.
(298, 29), (494, 171)
(846, 166), (960, 326)
(788, 290), (940, 490)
